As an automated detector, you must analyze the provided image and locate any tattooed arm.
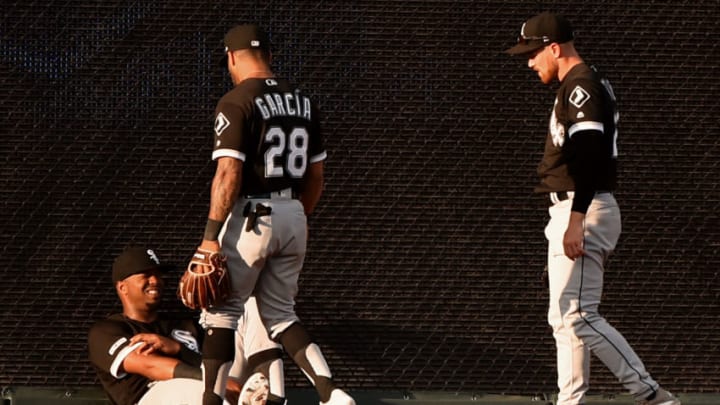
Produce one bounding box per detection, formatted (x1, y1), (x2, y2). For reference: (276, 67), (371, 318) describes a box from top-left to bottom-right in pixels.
(200, 157), (243, 251)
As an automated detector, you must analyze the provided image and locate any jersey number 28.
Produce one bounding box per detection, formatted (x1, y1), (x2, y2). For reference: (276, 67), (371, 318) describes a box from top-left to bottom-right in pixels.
(264, 126), (308, 178)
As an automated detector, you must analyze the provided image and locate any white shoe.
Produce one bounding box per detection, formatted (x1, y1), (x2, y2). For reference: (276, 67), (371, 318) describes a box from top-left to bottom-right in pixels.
(637, 388), (681, 405)
(240, 372), (270, 405)
(319, 388), (355, 405)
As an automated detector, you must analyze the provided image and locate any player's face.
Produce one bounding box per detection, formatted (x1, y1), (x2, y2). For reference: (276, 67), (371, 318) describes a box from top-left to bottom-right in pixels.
(122, 269), (164, 309)
(527, 46), (557, 84)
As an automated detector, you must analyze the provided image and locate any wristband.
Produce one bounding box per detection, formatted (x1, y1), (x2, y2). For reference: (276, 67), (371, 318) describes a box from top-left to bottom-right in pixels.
(173, 362), (202, 380)
(203, 219), (224, 241)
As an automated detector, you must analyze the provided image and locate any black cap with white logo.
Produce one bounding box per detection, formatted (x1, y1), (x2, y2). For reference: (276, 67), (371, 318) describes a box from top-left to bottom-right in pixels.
(112, 245), (173, 283)
(505, 12), (574, 56)
(220, 24), (270, 66)
(224, 24), (269, 52)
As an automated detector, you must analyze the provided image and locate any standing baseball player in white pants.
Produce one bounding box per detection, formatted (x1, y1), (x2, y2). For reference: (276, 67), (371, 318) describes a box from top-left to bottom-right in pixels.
(505, 12), (681, 405)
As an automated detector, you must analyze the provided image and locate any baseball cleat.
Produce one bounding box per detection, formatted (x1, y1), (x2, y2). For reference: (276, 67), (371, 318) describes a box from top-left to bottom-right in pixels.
(637, 388), (681, 405)
(319, 388), (355, 405)
(240, 372), (270, 405)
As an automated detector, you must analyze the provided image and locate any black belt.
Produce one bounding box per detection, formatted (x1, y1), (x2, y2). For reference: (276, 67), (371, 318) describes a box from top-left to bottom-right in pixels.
(555, 191), (572, 202)
(244, 188), (297, 200)
(550, 190), (612, 204)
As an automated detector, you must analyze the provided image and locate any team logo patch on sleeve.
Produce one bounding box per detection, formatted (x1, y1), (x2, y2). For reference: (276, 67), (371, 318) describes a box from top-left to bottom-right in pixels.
(172, 329), (200, 353)
(569, 86), (591, 108)
(214, 112), (230, 136)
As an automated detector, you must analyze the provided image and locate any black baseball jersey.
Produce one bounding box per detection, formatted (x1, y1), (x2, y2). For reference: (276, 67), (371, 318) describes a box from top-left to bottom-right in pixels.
(88, 314), (201, 405)
(535, 63), (618, 213)
(211, 77), (326, 196)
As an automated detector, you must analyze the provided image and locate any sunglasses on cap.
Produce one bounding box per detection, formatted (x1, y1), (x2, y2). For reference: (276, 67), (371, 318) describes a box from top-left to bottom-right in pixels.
(517, 34), (551, 45)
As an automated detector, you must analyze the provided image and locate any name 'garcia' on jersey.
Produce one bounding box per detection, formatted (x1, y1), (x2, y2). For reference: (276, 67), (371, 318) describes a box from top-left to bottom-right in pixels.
(254, 90), (312, 121)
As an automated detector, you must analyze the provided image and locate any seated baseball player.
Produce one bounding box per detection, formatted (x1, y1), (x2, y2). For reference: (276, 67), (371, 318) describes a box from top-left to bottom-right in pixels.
(88, 244), (284, 405)
(88, 245), (247, 405)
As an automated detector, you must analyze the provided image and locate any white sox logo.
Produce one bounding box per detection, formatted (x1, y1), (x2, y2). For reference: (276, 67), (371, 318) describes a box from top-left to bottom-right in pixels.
(569, 86), (591, 108)
(146, 249), (160, 265)
(172, 329), (200, 353)
(549, 98), (565, 147)
(215, 112), (230, 136)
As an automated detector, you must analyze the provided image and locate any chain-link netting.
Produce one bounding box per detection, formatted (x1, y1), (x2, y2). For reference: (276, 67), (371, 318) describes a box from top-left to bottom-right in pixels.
(1, 0), (718, 396)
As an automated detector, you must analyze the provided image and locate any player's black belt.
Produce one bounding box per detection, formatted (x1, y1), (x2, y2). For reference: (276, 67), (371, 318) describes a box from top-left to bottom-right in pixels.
(549, 190), (613, 204)
(244, 187), (298, 200)
(550, 191), (574, 203)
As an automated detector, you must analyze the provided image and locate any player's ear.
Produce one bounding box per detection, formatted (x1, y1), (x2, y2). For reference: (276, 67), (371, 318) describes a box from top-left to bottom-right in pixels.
(551, 42), (571, 59)
(548, 43), (561, 58)
(116, 280), (127, 296)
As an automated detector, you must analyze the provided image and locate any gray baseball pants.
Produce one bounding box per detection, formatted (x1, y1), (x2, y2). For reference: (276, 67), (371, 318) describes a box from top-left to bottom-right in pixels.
(545, 193), (659, 404)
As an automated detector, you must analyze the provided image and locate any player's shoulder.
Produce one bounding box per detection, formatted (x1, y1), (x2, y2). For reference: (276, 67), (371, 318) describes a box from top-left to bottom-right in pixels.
(89, 314), (129, 333)
(87, 315), (133, 347)
(253, 76), (312, 98)
(216, 78), (285, 111)
(220, 77), (307, 100)
(561, 64), (606, 106)
(158, 313), (201, 331)
(218, 82), (257, 107)
(565, 64), (604, 89)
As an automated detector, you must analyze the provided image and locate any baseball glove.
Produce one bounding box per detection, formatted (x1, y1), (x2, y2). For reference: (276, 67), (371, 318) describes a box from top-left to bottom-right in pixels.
(178, 248), (231, 310)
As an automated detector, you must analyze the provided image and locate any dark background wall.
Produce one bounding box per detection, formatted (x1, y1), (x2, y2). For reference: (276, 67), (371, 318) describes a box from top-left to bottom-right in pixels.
(1, 0), (718, 396)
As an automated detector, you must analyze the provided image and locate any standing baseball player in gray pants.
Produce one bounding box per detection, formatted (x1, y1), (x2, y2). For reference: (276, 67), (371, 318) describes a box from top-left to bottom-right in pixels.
(196, 24), (354, 405)
(505, 12), (681, 405)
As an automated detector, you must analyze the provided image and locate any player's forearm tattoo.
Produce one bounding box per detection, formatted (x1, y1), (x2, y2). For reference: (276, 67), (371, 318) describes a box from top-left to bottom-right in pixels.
(210, 177), (238, 222)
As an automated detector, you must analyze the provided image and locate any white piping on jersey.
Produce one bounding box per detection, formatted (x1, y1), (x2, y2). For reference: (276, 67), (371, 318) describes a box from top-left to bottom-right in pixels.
(568, 121), (604, 137)
(110, 341), (144, 378)
(309, 151), (327, 163)
(212, 149), (246, 162)
(212, 149), (325, 164)
(108, 337), (127, 356)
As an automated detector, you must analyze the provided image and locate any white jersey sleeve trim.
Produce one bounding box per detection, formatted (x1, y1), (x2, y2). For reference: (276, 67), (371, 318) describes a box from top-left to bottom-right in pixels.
(212, 149), (246, 162)
(110, 341), (144, 379)
(568, 121), (604, 137)
(309, 151), (327, 163)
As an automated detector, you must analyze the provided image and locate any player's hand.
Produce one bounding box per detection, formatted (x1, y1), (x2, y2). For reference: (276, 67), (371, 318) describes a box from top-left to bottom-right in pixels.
(130, 333), (181, 356)
(195, 240), (222, 274)
(563, 212), (586, 260)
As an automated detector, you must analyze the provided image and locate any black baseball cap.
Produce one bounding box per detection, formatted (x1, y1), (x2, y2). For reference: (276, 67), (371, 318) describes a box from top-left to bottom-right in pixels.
(112, 245), (173, 283)
(220, 24), (270, 66)
(505, 12), (574, 56)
